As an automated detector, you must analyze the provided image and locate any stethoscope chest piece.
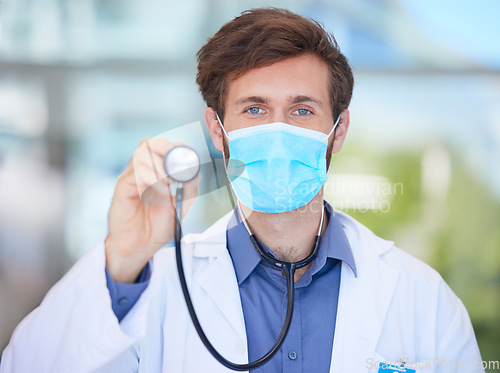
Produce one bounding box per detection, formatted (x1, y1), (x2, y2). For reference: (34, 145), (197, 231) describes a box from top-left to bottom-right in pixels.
(164, 145), (200, 184)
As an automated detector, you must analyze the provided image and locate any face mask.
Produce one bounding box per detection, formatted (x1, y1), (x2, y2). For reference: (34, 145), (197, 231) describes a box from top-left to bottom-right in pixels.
(216, 114), (340, 213)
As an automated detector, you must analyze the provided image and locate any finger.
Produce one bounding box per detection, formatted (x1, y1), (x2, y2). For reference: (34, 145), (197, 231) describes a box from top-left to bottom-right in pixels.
(133, 157), (172, 195)
(144, 164), (201, 210)
(140, 179), (175, 207)
(133, 139), (174, 198)
(132, 138), (199, 206)
(133, 138), (192, 195)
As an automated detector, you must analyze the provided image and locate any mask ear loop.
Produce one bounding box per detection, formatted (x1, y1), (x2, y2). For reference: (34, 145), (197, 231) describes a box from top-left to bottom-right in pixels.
(215, 112), (239, 209)
(327, 114), (342, 138)
(214, 111), (229, 165)
(325, 114), (342, 174)
(215, 112), (230, 172)
(215, 112), (230, 139)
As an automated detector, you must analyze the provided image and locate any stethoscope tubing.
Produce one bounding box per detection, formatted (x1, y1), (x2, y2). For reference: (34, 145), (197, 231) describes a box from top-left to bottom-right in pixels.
(174, 185), (321, 371)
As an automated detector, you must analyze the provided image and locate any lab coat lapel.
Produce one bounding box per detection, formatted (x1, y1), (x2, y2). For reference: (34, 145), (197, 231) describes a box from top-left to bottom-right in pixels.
(191, 211), (248, 350)
(330, 213), (399, 371)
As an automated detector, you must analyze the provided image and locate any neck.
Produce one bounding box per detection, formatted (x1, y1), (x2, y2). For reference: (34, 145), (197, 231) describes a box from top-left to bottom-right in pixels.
(239, 192), (328, 281)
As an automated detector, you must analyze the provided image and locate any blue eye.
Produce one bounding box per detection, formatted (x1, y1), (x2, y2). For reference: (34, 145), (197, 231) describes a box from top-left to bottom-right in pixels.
(297, 109), (310, 116)
(247, 107), (262, 115)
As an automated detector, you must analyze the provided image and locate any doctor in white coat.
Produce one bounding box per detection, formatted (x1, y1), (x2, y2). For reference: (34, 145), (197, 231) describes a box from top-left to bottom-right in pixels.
(1, 7), (483, 373)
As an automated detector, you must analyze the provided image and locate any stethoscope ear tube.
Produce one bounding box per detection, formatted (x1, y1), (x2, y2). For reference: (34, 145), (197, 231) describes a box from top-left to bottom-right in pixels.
(174, 184), (302, 371)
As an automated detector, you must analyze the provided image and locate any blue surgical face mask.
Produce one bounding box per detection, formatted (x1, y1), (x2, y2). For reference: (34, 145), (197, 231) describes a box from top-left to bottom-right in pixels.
(216, 114), (340, 213)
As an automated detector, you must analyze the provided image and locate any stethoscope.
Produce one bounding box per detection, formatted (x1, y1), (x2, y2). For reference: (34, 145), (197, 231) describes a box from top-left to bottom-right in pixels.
(164, 145), (324, 371)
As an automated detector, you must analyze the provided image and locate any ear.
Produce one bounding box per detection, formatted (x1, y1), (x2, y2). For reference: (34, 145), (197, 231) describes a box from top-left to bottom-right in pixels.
(205, 107), (224, 152)
(332, 109), (350, 154)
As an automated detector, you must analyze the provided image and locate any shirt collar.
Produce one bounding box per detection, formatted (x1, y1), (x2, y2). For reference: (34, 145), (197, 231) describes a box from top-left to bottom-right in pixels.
(321, 202), (357, 276)
(226, 208), (263, 284)
(226, 201), (357, 285)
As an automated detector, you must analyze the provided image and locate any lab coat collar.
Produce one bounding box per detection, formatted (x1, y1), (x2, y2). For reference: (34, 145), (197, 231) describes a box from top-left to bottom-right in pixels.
(189, 210), (234, 258)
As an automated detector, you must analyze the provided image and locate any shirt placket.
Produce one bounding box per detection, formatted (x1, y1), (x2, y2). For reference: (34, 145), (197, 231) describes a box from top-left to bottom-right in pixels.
(281, 288), (303, 373)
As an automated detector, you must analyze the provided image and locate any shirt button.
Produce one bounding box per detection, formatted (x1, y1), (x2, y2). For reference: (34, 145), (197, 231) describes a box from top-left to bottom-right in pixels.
(288, 351), (297, 360)
(118, 297), (129, 306)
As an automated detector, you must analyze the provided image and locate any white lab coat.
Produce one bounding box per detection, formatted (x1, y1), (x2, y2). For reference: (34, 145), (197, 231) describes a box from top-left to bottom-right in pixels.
(1, 209), (483, 373)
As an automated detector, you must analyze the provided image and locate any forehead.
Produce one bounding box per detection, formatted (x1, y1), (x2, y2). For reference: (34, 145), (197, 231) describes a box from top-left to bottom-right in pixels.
(225, 53), (331, 106)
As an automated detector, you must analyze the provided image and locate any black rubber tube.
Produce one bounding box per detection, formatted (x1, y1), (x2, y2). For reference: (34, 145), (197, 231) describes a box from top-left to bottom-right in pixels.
(174, 187), (297, 371)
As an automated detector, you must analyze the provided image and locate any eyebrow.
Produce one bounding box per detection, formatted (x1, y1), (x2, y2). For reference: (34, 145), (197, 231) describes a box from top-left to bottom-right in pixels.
(234, 96), (269, 106)
(291, 95), (324, 107)
(233, 95), (324, 107)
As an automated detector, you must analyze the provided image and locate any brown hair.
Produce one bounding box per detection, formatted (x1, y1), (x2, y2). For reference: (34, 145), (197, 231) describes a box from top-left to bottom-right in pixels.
(196, 7), (354, 121)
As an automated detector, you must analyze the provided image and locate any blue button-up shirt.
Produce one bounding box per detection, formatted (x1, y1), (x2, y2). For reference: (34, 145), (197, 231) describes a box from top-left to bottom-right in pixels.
(106, 202), (357, 372)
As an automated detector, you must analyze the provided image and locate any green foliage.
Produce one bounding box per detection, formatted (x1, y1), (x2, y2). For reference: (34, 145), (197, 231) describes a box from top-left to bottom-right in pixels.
(432, 158), (500, 360)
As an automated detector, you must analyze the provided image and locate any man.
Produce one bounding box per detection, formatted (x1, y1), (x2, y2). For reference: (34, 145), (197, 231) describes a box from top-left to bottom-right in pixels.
(1, 8), (483, 373)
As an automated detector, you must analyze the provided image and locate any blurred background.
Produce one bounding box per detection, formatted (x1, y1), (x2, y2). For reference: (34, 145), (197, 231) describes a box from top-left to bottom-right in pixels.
(1, 0), (499, 362)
